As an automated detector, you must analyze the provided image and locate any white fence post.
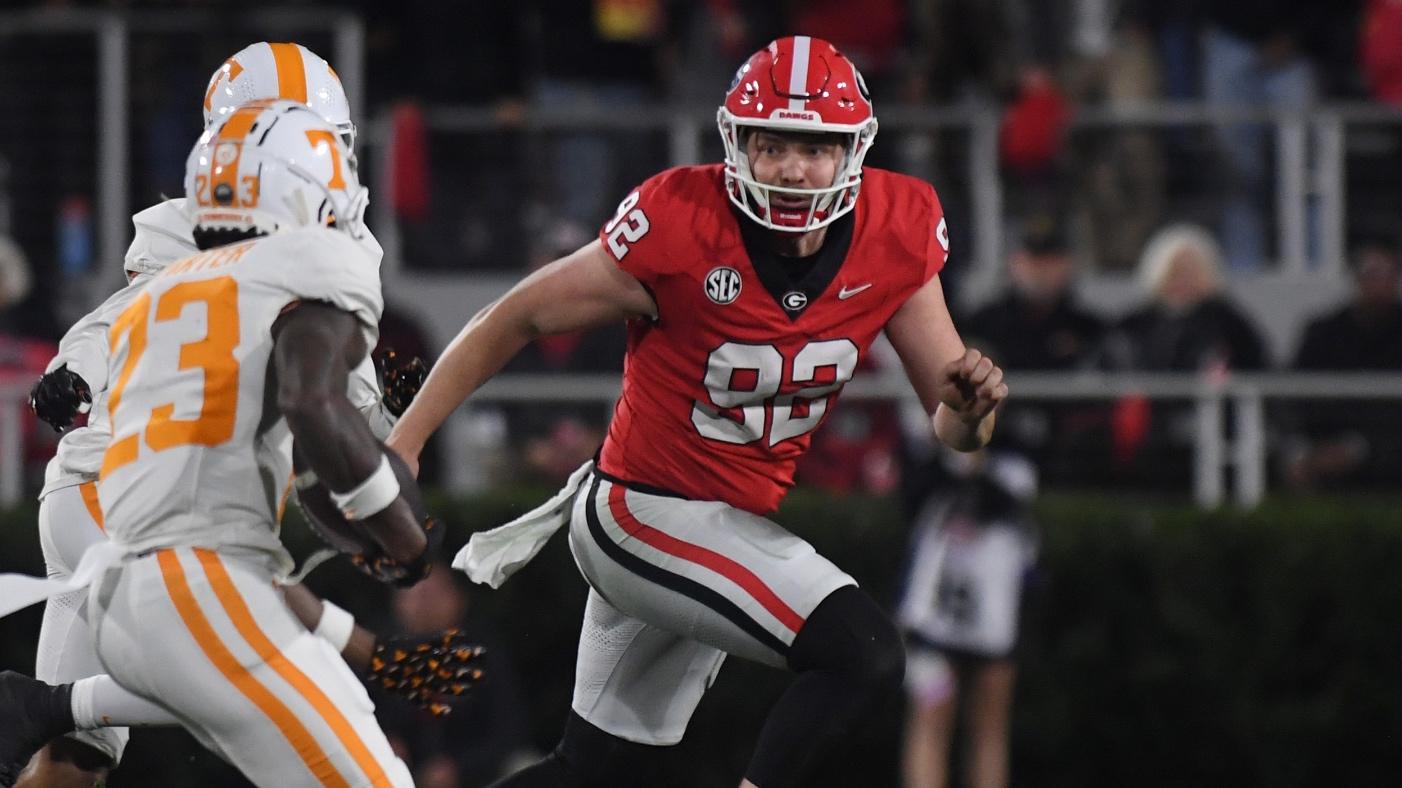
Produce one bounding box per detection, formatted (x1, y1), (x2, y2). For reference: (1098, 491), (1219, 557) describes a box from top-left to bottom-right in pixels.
(0, 394), (20, 508)
(97, 14), (129, 293)
(1277, 114), (1309, 275)
(1232, 387), (1266, 508)
(1194, 383), (1225, 508)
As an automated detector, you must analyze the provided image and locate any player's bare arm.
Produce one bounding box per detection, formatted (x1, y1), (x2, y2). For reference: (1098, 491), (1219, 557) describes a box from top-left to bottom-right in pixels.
(272, 302), (427, 563)
(886, 274), (1008, 451)
(387, 238), (655, 472)
(281, 584), (484, 716)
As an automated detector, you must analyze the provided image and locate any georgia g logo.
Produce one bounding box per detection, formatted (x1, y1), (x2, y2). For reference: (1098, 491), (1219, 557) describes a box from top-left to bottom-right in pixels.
(705, 266), (742, 305)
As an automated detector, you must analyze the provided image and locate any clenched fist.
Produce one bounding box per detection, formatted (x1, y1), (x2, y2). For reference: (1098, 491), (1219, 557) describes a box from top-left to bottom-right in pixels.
(29, 364), (91, 433)
(937, 348), (1008, 424)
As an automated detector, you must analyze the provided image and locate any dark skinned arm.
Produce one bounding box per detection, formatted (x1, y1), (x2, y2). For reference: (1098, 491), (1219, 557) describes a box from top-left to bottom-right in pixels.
(271, 302), (426, 564)
(282, 583), (377, 671)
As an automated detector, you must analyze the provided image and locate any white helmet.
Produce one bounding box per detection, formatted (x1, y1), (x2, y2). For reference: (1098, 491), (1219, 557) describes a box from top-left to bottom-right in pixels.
(203, 42), (356, 152)
(185, 99), (368, 246)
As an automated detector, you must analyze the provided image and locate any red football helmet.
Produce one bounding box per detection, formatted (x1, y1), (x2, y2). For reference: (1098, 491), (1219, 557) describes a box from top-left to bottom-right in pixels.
(717, 36), (878, 232)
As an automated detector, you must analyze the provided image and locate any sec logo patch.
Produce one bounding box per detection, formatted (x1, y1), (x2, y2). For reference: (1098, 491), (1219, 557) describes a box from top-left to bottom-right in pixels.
(705, 266), (742, 304)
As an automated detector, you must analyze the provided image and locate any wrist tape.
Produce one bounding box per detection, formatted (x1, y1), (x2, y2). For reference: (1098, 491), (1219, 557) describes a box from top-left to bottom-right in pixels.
(329, 454), (400, 520)
(313, 600), (356, 652)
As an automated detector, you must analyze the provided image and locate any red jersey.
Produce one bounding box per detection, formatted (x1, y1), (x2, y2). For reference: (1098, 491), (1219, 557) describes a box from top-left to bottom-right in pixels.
(597, 164), (947, 513)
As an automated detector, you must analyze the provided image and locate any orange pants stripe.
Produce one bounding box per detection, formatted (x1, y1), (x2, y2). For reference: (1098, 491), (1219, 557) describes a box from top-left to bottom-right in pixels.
(194, 549), (392, 788)
(157, 550), (350, 788)
(78, 481), (105, 533)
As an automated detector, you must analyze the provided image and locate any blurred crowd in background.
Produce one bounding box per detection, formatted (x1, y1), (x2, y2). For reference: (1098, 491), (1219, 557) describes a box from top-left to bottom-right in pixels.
(3, 0), (1402, 499)
(1, 2), (1401, 785)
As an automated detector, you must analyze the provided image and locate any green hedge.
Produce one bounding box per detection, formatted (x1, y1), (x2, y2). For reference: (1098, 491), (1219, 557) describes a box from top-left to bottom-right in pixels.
(3, 491), (1402, 786)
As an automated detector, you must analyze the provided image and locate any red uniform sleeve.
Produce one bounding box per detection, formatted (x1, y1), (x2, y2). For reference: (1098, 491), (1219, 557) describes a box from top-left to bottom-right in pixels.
(597, 170), (678, 288)
(924, 183), (949, 285)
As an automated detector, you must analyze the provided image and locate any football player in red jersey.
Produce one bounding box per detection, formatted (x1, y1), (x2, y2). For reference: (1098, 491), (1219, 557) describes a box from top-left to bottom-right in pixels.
(388, 36), (1008, 788)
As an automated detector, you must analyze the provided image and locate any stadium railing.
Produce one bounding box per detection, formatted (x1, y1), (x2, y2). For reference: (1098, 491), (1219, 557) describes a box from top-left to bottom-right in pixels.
(361, 101), (1402, 289)
(6, 372), (1399, 511)
(0, 6), (365, 295)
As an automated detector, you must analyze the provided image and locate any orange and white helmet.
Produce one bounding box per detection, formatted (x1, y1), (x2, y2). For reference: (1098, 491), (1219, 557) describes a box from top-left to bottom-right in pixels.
(203, 42), (356, 152)
(185, 99), (367, 244)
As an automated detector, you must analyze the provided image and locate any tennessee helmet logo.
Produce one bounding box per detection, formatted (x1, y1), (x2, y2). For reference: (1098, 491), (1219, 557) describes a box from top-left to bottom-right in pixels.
(203, 58), (244, 113)
(705, 267), (742, 305)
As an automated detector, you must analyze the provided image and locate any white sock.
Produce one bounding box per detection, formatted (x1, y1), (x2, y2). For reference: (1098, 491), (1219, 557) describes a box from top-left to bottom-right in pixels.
(70, 675), (179, 729)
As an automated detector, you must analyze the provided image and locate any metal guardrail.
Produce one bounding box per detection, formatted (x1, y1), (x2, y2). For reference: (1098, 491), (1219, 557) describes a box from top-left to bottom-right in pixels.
(0, 7), (365, 297)
(363, 100), (1402, 295)
(8, 373), (1395, 511)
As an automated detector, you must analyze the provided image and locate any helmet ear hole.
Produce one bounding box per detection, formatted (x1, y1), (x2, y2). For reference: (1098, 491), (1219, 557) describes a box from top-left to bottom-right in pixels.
(213, 182), (235, 206)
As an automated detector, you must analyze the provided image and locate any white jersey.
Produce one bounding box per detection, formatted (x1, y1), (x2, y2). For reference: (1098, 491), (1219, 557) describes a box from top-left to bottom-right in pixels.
(98, 227), (383, 567)
(40, 278), (151, 497)
(41, 198), (390, 498)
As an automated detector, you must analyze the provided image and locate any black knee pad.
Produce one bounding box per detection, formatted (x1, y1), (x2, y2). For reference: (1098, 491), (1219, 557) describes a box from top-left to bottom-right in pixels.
(789, 585), (905, 699)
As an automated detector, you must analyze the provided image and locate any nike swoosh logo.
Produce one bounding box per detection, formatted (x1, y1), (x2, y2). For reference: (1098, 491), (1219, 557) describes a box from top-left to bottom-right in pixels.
(838, 283), (873, 300)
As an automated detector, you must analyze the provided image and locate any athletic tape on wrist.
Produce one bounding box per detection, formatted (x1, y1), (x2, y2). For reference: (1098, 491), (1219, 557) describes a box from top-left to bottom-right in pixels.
(313, 600), (356, 652)
(329, 454), (400, 520)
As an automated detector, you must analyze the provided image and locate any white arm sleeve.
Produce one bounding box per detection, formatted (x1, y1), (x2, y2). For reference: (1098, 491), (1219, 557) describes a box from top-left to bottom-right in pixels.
(349, 355), (397, 440)
(47, 302), (112, 390)
(45, 277), (152, 391)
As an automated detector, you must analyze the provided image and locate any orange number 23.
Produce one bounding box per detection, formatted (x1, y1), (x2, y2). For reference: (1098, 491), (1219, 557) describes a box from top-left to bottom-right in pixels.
(102, 276), (241, 478)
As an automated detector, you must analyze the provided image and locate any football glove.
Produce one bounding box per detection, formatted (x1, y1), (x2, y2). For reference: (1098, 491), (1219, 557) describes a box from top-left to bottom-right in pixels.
(29, 364), (91, 433)
(368, 629), (485, 717)
(376, 350), (427, 418)
(349, 516), (443, 588)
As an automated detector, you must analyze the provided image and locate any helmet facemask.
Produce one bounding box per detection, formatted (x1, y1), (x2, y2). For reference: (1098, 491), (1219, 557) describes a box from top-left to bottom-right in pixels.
(718, 112), (878, 232)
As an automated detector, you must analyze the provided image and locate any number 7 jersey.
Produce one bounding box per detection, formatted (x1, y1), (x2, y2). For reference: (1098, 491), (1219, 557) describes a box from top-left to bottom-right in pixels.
(597, 164), (948, 514)
(98, 227), (383, 563)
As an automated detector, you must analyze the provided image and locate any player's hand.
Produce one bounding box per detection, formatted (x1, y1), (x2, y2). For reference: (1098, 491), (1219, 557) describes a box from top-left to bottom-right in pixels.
(376, 349), (428, 418)
(349, 516), (443, 587)
(937, 348), (1007, 423)
(29, 364), (92, 433)
(367, 629), (485, 717)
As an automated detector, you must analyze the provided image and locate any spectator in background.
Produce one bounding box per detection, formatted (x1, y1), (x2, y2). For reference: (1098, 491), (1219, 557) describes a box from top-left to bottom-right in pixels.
(0, 233), (57, 343)
(896, 445), (1039, 788)
(1107, 224), (1266, 485)
(1201, 1), (1323, 270)
(1360, 0), (1402, 104)
(903, 0), (1016, 105)
(1061, 2), (1166, 271)
(786, 0), (906, 98)
(999, 64), (1071, 223)
(1112, 224), (1266, 373)
(964, 218), (1104, 372)
(524, 0), (671, 228)
(0, 235), (58, 489)
(375, 562), (532, 787)
(961, 217), (1109, 483)
(0, 235), (32, 336)
(1282, 240), (1402, 489)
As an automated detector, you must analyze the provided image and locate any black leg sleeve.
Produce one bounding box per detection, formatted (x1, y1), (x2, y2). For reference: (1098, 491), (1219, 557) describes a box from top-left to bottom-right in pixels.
(490, 711), (675, 788)
(745, 586), (905, 788)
